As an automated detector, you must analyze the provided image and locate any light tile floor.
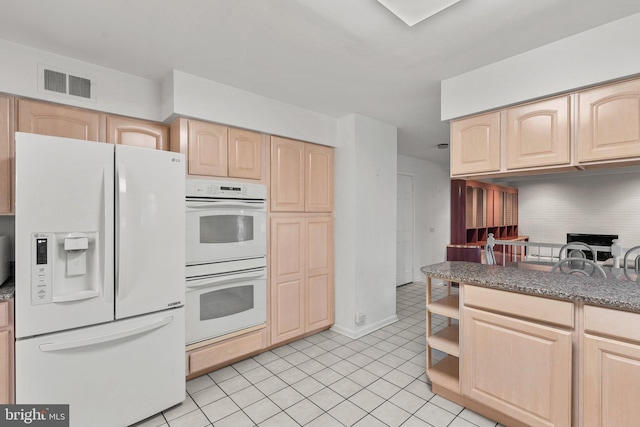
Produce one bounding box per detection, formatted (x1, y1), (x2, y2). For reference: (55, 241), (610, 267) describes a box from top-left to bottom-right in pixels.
(131, 282), (503, 427)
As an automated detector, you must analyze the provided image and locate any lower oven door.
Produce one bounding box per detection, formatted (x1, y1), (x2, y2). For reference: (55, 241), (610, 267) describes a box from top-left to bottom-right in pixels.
(185, 267), (267, 345)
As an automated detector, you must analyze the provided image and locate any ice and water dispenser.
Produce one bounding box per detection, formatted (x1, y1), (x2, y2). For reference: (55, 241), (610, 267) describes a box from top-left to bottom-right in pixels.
(31, 232), (100, 305)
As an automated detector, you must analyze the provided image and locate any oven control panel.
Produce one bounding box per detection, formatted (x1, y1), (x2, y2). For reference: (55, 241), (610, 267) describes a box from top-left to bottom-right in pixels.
(186, 180), (266, 200)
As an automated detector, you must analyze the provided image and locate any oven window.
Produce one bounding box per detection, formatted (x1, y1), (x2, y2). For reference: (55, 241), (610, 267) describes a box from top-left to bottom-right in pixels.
(200, 285), (255, 320)
(200, 215), (254, 244)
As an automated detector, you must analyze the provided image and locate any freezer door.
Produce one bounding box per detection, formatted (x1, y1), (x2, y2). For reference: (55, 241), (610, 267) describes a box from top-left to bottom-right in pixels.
(16, 308), (185, 427)
(15, 133), (115, 338)
(115, 145), (185, 319)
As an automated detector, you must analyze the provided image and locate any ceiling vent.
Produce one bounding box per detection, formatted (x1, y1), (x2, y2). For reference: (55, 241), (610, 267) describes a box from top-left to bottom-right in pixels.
(38, 64), (95, 102)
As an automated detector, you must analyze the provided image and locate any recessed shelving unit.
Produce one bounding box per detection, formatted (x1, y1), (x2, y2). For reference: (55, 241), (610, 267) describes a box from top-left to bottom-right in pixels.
(426, 277), (460, 394)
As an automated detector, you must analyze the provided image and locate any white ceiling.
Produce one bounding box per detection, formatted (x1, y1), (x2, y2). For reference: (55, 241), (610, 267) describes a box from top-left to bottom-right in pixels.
(1, 0), (640, 167)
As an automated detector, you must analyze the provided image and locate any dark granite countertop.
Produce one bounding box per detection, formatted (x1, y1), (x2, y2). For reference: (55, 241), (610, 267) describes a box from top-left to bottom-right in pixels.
(0, 275), (14, 300)
(421, 261), (640, 312)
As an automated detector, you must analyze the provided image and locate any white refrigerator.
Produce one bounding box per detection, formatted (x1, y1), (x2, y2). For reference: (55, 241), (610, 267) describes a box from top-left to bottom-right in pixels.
(14, 132), (186, 427)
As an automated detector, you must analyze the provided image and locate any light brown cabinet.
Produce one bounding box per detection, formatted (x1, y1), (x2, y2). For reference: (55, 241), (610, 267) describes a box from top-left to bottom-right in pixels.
(577, 78), (640, 164)
(171, 119), (263, 180)
(17, 98), (105, 141)
(106, 115), (169, 150)
(0, 96), (14, 215)
(450, 112), (501, 176)
(583, 305), (640, 427)
(0, 300), (14, 404)
(270, 214), (334, 345)
(506, 96), (571, 170)
(270, 136), (333, 212)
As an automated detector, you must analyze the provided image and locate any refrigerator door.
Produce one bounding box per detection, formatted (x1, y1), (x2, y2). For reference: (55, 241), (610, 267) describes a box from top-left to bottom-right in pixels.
(15, 133), (115, 338)
(16, 308), (185, 427)
(115, 145), (185, 319)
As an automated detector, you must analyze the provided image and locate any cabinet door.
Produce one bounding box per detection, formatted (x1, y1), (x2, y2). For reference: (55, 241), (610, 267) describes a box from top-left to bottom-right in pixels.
(17, 99), (104, 141)
(450, 112), (501, 176)
(584, 335), (640, 427)
(577, 79), (640, 162)
(461, 307), (572, 427)
(228, 128), (262, 180)
(106, 116), (168, 150)
(187, 120), (228, 176)
(270, 137), (305, 212)
(305, 216), (334, 331)
(0, 329), (11, 404)
(270, 217), (305, 345)
(506, 96), (570, 169)
(305, 144), (334, 212)
(0, 96), (13, 214)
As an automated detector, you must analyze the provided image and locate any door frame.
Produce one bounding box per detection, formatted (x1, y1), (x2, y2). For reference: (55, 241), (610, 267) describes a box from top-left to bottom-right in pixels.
(396, 173), (415, 286)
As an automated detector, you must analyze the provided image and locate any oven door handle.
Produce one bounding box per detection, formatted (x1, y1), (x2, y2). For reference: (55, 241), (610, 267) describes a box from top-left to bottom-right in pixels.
(186, 270), (266, 289)
(186, 201), (266, 210)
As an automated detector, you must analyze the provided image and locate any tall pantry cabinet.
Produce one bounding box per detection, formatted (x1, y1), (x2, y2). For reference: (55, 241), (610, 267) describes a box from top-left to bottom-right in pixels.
(269, 136), (334, 345)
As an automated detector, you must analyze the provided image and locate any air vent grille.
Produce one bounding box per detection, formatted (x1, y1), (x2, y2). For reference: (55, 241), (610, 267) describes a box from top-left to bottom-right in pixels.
(43, 69), (67, 94)
(38, 65), (95, 101)
(68, 75), (91, 99)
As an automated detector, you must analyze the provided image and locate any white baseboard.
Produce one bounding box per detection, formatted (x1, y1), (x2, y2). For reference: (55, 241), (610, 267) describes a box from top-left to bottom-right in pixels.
(331, 314), (399, 339)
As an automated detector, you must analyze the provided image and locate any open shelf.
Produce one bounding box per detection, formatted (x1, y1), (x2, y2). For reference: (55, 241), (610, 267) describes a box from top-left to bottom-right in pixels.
(428, 325), (460, 356)
(427, 295), (460, 319)
(427, 355), (460, 393)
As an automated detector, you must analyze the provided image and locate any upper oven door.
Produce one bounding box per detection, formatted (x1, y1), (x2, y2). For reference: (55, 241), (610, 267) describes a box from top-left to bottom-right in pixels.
(186, 200), (267, 265)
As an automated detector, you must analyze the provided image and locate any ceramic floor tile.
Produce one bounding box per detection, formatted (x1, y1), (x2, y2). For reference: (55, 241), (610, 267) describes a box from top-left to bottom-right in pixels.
(242, 365), (273, 384)
(190, 383), (226, 407)
(401, 415), (435, 426)
(243, 397), (282, 425)
(328, 400), (367, 426)
(430, 394), (464, 415)
(291, 376), (325, 397)
(263, 358), (294, 375)
(271, 344), (297, 357)
(330, 345), (357, 359)
(285, 398), (324, 425)
(269, 386), (305, 410)
(315, 351), (342, 366)
(371, 400), (412, 427)
(166, 409), (210, 427)
(130, 413), (167, 427)
(282, 350), (311, 365)
(383, 368), (416, 388)
(458, 408), (500, 427)
(388, 389), (427, 414)
(207, 366), (238, 384)
(229, 384), (266, 408)
(308, 387), (345, 411)
(297, 358), (326, 375)
(348, 388), (385, 412)
(330, 359), (359, 376)
(403, 379), (433, 401)
(300, 344), (328, 358)
(347, 353), (375, 368)
(217, 374), (251, 395)
(363, 360), (394, 377)
(353, 414), (389, 427)
(200, 396), (240, 423)
(162, 396), (198, 421)
(258, 411), (299, 427)
(367, 378), (401, 400)
(278, 366), (308, 385)
(212, 410), (256, 427)
(329, 377), (363, 399)
(289, 338), (314, 350)
(254, 376), (288, 395)
(185, 375), (215, 395)
(312, 367), (343, 386)
(379, 352), (406, 368)
(305, 413), (344, 427)
(449, 417), (480, 427)
(347, 368), (378, 387)
(360, 346), (387, 360)
(414, 401), (457, 427)
(397, 360), (427, 378)
(252, 350), (280, 365)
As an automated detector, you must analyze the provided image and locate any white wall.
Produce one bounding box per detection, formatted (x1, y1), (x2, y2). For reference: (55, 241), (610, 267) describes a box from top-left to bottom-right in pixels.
(333, 114), (398, 338)
(0, 39), (162, 121)
(164, 71), (337, 147)
(513, 170), (640, 250)
(441, 12), (640, 120)
(397, 155), (450, 281)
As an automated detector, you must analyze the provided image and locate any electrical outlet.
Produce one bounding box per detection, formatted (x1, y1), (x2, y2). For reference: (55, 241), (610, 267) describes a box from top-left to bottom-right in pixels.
(354, 312), (366, 324)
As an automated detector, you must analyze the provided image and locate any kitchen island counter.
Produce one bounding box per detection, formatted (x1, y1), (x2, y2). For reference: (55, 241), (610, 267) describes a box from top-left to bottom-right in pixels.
(421, 261), (640, 313)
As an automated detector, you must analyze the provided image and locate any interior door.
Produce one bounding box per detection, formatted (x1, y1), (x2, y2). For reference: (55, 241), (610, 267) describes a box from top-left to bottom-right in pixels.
(396, 174), (413, 286)
(115, 145), (185, 319)
(15, 133), (114, 338)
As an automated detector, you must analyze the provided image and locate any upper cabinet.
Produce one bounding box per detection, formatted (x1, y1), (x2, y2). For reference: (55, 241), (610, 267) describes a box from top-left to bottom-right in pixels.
(577, 79), (640, 163)
(171, 118), (264, 181)
(506, 96), (571, 170)
(450, 112), (501, 176)
(106, 116), (169, 150)
(17, 99), (105, 141)
(0, 95), (14, 215)
(270, 136), (334, 213)
(451, 77), (640, 178)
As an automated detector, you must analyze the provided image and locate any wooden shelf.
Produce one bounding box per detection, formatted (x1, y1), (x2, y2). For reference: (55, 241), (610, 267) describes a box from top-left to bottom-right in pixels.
(427, 295), (460, 319)
(428, 325), (460, 356)
(427, 355), (460, 393)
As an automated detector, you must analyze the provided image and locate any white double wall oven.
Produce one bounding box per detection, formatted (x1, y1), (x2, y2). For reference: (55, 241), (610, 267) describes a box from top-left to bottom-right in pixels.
(185, 180), (267, 345)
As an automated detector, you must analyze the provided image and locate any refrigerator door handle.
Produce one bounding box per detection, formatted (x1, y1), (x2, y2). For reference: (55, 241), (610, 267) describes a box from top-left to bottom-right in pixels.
(39, 316), (174, 352)
(116, 162), (127, 299)
(52, 290), (100, 303)
(104, 166), (113, 303)
(186, 269), (266, 289)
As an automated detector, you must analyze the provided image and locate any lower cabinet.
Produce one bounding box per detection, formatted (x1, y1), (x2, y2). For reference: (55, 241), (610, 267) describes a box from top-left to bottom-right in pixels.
(186, 326), (268, 379)
(583, 305), (640, 427)
(0, 300), (14, 404)
(270, 214), (334, 345)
